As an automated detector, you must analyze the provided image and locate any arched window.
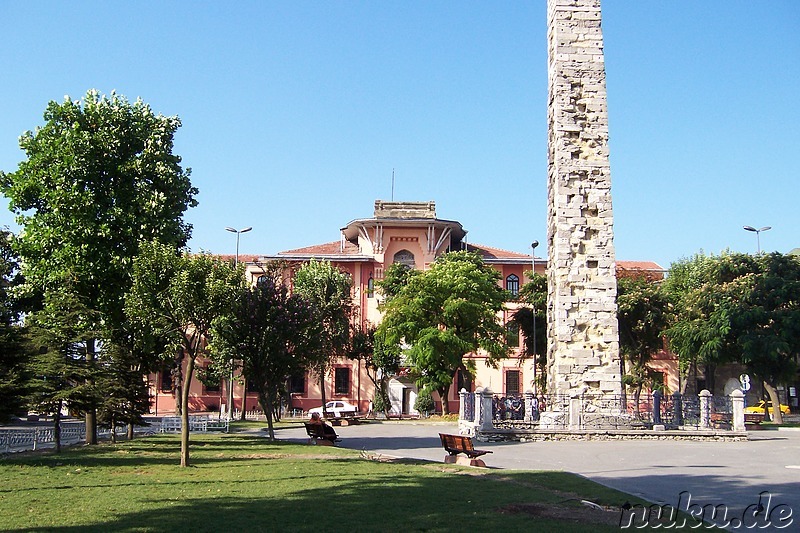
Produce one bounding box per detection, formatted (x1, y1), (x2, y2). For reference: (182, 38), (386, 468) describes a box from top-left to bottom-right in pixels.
(506, 274), (519, 297)
(367, 276), (375, 298)
(393, 249), (415, 268)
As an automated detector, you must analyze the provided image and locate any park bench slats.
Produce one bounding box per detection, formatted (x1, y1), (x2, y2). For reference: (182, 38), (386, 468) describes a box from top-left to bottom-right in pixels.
(438, 433), (492, 461)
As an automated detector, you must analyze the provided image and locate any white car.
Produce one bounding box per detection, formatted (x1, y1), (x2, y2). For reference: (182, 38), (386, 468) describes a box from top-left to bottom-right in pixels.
(308, 401), (358, 418)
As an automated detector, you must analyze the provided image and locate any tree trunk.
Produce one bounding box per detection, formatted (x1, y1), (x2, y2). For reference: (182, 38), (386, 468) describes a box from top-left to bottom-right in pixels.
(705, 364), (716, 394)
(173, 352), (184, 416)
(260, 391), (275, 440)
(319, 372), (328, 418)
(239, 375), (248, 420)
(85, 339), (98, 445)
(180, 356), (196, 467)
(127, 423), (134, 441)
(439, 384), (451, 415)
(763, 381), (783, 424)
(54, 403), (62, 454)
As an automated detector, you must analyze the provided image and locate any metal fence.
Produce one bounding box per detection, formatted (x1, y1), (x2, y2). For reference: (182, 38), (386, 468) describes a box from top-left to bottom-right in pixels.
(1, 415), (229, 454)
(487, 391), (716, 431)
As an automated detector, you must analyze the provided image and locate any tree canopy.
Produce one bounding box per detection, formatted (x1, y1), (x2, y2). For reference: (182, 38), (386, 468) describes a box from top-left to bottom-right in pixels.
(378, 251), (508, 414)
(665, 252), (800, 422)
(0, 230), (26, 420)
(0, 90), (198, 440)
(509, 272), (547, 393)
(126, 242), (243, 466)
(211, 266), (319, 439)
(292, 260), (353, 416)
(0, 90), (197, 324)
(617, 275), (671, 405)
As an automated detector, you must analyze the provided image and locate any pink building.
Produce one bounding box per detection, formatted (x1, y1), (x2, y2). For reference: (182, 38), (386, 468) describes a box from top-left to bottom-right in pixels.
(147, 200), (668, 416)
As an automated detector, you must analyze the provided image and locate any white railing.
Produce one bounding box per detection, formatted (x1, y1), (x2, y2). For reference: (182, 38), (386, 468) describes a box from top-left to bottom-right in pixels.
(157, 415), (229, 433)
(1, 415), (229, 454)
(0, 424), (98, 453)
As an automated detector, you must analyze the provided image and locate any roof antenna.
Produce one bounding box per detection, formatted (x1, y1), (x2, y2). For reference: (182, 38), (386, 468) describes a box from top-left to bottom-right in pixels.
(391, 168), (395, 201)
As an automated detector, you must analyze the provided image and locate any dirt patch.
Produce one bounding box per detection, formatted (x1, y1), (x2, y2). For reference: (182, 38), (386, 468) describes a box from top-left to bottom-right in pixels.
(498, 501), (623, 526)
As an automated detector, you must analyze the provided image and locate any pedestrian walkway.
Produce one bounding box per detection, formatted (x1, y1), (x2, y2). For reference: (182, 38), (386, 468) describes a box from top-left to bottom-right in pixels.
(280, 420), (800, 527)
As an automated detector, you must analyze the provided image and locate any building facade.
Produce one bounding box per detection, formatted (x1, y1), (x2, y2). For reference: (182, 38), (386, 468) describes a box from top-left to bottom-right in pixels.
(146, 200), (667, 417)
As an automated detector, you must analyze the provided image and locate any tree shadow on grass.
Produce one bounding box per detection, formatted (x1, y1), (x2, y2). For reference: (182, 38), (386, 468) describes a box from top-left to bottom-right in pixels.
(10, 465), (637, 533)
(0, 434), (352, 470)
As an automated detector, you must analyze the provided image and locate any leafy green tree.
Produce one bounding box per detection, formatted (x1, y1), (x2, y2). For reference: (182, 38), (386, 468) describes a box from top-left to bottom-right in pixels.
(378, 251), (508, 414)
(96, 342), (154, 443)
(25, 290), (103, 453)
(509, 272), (547, 393)
(126, 242), (243, 466)
(0, 230), (27, 421)
(378, 262), (418, 303)
(666, 252), (800, 422)
(617, 276), (671, 411)
(0, 90), (197, 442)
(347, 323), (400, 418)
(726, 253), (800, 422)
(292, 260), (353, 418)
(211, 267), (319, 439)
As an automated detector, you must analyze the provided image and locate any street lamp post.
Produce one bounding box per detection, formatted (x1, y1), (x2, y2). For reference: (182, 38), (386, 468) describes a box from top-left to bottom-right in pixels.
(743, 225), (771, 255)
(224, 226), (252, 421)
(531, 241), (539, 394)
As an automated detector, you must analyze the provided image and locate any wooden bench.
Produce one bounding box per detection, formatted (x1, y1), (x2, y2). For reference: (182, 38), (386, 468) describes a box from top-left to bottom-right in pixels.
(439, 433), (492, 467)
(709, 412), (731, 429)
(744, 412), (765, 428)
(304, 423), (337, 446)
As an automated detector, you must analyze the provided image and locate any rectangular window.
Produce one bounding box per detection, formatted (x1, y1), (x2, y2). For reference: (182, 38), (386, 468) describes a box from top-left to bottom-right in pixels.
(506, 321), (520, 348)
(505, 370), (521, 395)
(456, 369), (473, 392)
(288, 374), (305, 394)
(246, 378), (258, 393)
(334, 367), (350, 395)
(160, 368), (173, 391)
(651, 371), (666, 392)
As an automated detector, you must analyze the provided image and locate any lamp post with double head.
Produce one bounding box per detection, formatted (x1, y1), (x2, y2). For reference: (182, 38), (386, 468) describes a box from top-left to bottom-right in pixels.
(224, 226), (252, 420)
(743, 225), (771, 255)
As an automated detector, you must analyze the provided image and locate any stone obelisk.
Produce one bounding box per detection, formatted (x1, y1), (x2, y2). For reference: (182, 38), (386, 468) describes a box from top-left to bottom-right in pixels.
(546, 0), (621, 396)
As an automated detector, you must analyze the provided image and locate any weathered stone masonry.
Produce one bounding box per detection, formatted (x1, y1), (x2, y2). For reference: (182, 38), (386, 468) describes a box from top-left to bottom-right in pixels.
(546, 0), (621, 395)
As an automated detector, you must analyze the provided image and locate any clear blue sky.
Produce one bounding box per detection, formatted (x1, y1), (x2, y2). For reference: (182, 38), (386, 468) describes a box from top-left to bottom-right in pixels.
(1, 1), (797, 270)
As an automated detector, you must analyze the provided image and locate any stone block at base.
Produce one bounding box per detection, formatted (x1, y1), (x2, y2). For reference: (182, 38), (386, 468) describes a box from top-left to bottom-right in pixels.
(308, 438), (334, 446)
(443, 455), (486, 468)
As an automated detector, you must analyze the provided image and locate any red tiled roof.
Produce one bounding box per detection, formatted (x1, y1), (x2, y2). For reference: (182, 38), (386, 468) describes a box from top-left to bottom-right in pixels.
(467, 243), (533, 260)
(278, 240), (362, 256)
(214, 254), (262, 263)
(616, 261), (664, 272)
(616, 260), (666, 281)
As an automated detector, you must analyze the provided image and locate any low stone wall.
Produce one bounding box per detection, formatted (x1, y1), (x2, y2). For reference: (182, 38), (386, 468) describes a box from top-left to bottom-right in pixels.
(458, 387), (749, 438)
(477, 428), (748, 442)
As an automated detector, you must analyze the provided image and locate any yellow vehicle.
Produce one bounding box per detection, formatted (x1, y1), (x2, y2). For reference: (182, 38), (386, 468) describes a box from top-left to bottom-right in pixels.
(744, 400), (791, 416)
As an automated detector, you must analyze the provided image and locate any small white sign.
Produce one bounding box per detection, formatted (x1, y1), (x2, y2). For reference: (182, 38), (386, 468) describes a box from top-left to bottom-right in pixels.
(739, 374), (751, 392)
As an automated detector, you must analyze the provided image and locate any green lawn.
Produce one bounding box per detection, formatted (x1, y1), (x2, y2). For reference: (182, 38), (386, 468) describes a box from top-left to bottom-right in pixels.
(0, 432), (659, 532)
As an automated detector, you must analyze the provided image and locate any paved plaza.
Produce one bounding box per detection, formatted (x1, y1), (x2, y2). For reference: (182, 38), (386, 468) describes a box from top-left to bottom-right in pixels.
(279, 420), (799, 526)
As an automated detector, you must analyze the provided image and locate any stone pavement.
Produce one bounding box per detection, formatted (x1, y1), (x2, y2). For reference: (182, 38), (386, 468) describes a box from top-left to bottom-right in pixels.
(276, 420), (800, 527)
